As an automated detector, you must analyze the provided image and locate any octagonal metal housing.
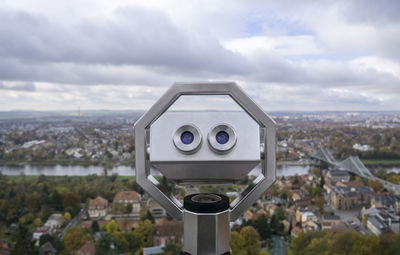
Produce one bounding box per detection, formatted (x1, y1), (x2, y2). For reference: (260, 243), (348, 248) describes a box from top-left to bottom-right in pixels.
(134, 82), (276, 221)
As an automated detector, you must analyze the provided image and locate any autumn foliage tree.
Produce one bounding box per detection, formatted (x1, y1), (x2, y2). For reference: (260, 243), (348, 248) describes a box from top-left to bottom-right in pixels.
(62, 191), (81, 211)
(64, 226), (89, 252)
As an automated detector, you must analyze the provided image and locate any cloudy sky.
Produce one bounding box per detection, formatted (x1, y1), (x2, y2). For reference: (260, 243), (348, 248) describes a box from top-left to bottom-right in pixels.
(0, 0), (399, 111)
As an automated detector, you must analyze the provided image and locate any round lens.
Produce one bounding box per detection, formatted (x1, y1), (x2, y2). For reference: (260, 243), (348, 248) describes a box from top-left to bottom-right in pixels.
(181, 131), (194, 145)
(216, 131), (229, 144)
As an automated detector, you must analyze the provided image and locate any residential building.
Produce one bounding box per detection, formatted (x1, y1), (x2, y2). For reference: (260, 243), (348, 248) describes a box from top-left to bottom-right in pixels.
(371, 194), (400, 210)
(113, 191), (141, 218)
(88, 196), (109, 219)
(39, 242), (56, 255)
(326, 170), (350, 184)
(330, 186), (373, 210)
(44, 214), (65, 229)
(154, 217), (183, 246)
(321, 215), (343, 231)
(33, 226), (51, 243)
(362, 207), (400, 235)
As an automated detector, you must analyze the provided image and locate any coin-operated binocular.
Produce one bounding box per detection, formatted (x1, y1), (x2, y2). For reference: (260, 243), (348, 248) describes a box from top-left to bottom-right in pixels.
(134, 82), (276, 255)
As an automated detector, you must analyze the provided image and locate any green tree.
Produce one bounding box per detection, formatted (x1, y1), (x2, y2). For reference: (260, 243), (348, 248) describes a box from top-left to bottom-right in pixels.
(10, 224), (37, 255)
(134, 219), (154, 247)
(95, 234), (120, 255)
(240, 226), (260, 255)
(106, 219), (118, 235)
(140, 209), (155, 223)
(64, 226), (89, 252)
(49, 190), (63, 211)
(253, 215), (271, 240)
(163, 238), (182, 255)
(91, 220), (100, 233)
(39, 234), (65, 252)
(125, 204), (133, 214)
(314, 196), (325, 212)
(230, 231), (245, 255)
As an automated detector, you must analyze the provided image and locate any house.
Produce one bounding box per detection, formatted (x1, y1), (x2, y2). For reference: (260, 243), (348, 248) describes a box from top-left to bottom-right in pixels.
(330, 186), (373, 210)
(154, 217), (183, 246)
(326, 170), (350, 184)
(362, 207), (400, 235)
(44, 214), (65, 229)
(88, 196), (109, 218)
(75, 241), (96, 255)
(321, 215), (342, 231)
(33, 226), (51, 243)
(282, 220), (291, 233)
(371, 194), (400, 210)
(113, 191), (141, 218)
(367, 216), (387, 235)
(292, 192), (301, 201)
(39, 242), (56, 255)
(296, 209), (317, 224)
(291, 226), (303, 238)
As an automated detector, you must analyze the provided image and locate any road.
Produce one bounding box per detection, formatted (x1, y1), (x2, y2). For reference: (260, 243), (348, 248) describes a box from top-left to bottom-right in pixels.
(271, 235), (287, 255)
(58, 208), (86, 240)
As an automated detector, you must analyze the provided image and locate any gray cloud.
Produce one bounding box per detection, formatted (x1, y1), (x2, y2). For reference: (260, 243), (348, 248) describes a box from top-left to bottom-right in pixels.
(0, 81), (36, 91)
(0, 6), (251, 75)
(0, 1), (399, 110)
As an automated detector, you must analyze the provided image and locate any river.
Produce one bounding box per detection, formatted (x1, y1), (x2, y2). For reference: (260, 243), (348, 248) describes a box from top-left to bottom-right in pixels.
(0, 164), (311, 177)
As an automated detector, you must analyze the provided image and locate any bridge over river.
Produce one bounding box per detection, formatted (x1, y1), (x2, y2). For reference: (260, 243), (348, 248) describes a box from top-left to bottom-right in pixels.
(311, 148), (400, 194)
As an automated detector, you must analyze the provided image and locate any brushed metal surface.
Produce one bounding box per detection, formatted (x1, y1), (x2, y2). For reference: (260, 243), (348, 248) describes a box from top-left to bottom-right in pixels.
(183, 210), (230, 255)
(134, 82), (276, 221)
(150, 111), (259, 182)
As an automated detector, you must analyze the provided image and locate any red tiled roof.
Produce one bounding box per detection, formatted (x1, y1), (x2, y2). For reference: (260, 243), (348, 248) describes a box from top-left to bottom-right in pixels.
(89, 196), (108, 208)
(75, 241), (95, 255)
(155, 217), (183, 236)
(113, 191), (140, 202)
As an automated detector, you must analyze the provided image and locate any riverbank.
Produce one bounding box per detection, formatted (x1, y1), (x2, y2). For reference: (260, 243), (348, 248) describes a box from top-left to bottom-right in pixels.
(0, 159), (135, 167)
(0, 159), (307, 167)
(361, 159), (400, 167)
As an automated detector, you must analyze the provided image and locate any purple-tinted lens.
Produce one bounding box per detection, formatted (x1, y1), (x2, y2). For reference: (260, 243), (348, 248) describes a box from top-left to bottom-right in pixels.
(181, 131), (194, 144)
(216, 131), (229, 144)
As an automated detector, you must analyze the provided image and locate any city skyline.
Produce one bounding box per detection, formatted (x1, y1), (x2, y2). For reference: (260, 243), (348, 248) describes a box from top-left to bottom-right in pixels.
(0, 0), (399, 111)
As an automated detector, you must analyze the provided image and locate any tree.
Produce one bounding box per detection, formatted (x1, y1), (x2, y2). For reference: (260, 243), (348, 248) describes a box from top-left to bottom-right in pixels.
(91, 220), (100, 233)
(64, 212), (72, 221)
(95, 234), (120, 255)
(63, 191), (80, 211)
(39, 234), (65, 252)
(33, 218), (42, 227)
(253, 215), (271, 240)
(106, 220), (118, 235)
(369, 179), (384, 193)
(140, 209), (155, 223)
(64, 226), (89, 252)
(125, 204), (133, 214)
(230, 231), (245, 255)
(49, 190), (63, 211)
(10, 224), (37, 255)
(314, 196), (325, 212)
(134, 219), (154, 247)
(240, 226), (260, 255)
(113, 231), (142, 253)
(163, 238), (182, 255)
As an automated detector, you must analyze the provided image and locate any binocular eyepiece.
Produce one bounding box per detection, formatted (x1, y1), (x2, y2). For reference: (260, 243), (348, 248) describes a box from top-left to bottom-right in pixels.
(173, 124), (237, 154)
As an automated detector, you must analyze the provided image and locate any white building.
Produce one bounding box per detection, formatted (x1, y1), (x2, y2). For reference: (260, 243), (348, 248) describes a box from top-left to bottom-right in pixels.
(88, 196), (109, 218)
(44, 214), (65, 229)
